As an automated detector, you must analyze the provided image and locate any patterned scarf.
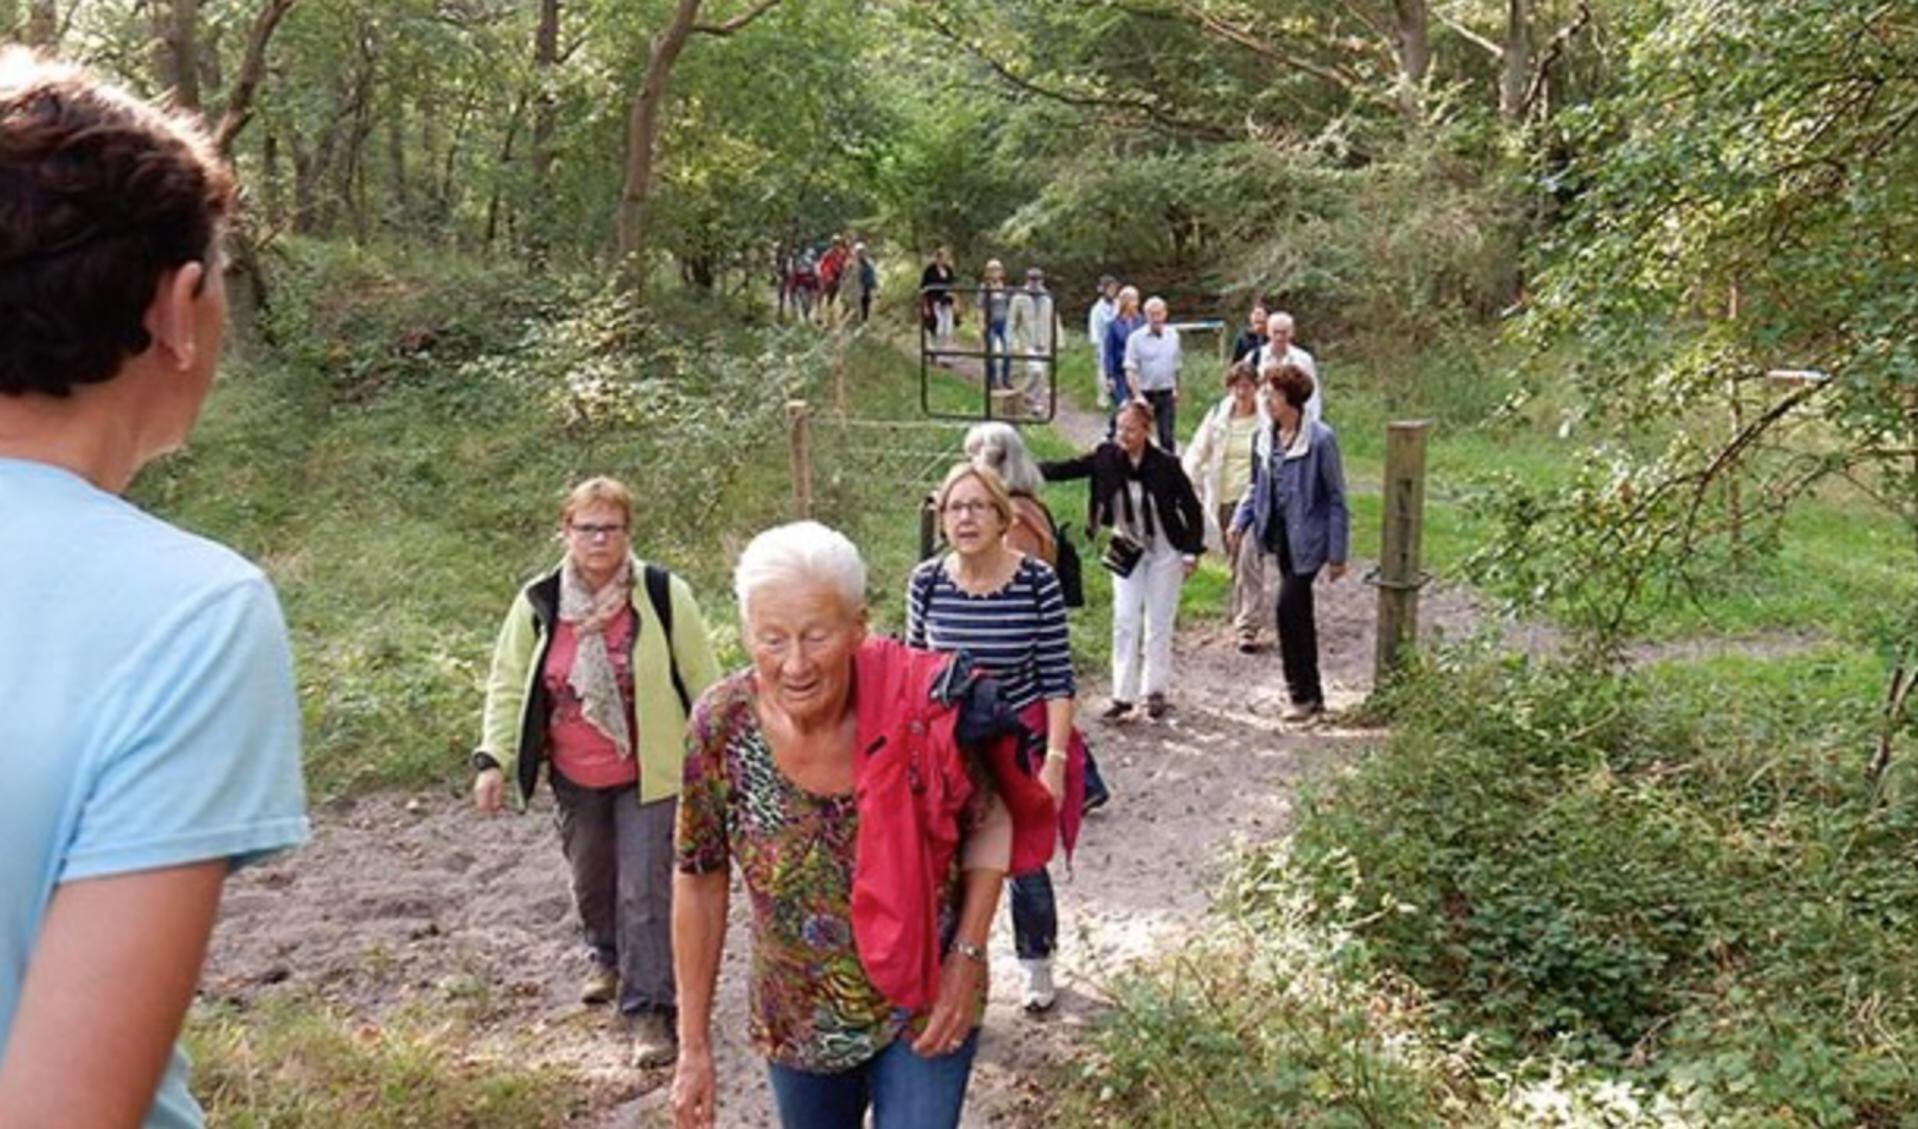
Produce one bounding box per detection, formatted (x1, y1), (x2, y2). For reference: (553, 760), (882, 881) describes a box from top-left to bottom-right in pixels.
(559, 557), (633, 760)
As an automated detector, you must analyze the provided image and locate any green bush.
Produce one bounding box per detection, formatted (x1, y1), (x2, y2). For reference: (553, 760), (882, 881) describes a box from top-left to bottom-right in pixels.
(1282, 647), (1918, 1120)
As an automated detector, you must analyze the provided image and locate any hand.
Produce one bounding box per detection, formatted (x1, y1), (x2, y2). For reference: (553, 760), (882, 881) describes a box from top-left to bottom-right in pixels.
(911, 947), (984, 1057)
(1182, 555), (1198, 578)
(1225, 530), (1242, 558)
(671, 1044), (717, 1128)
(1040, 753), (1067, 806)
(473, 768), (505, 815)
(1326, 562), (1348, 583)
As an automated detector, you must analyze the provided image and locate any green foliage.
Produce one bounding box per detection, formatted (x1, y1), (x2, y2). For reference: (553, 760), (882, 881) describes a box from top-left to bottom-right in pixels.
(1282, 646), (1918, 1120)
(184, 996), (584, 1126)
(1059, 897), (1471, 1127)
(133, 244), (929, 796)
(1500, 0), (1918, 648)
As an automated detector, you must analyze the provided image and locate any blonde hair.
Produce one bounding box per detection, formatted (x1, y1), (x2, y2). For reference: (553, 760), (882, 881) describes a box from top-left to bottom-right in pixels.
(560, 476), (634, 527)
(935, 462), (1015, 529)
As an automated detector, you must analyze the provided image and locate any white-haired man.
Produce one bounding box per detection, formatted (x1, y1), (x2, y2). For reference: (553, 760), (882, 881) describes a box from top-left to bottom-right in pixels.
(1257, 312), (1321, 426)
(1124, 296), (1183, 452)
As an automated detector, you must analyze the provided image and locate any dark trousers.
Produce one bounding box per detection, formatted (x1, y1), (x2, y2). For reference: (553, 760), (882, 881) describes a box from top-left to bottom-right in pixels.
(1271, 520), (1324, 707)
(551, 770), (677, 1016)
(1144, 388), (1177, 453)
(1011, 868), (1057, 959)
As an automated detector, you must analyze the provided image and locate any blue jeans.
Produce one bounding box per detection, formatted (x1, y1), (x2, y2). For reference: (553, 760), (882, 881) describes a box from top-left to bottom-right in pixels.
(766, 1029), (981, 1129)
(1083, 748), (1110, 810)
(986, 318), (1011, 387)
(1012, 868), (1057, 959)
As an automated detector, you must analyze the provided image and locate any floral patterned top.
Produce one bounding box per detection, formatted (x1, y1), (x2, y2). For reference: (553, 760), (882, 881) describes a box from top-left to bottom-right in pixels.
(678, 672), (973, 1072)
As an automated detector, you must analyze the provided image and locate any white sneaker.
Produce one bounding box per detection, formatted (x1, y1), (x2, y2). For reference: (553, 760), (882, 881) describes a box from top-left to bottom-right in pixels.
(1019, 958), (1056, 1013)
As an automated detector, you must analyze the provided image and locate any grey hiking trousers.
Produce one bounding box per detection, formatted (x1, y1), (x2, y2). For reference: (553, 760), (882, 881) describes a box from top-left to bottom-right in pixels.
(551, 770), (676, 1016)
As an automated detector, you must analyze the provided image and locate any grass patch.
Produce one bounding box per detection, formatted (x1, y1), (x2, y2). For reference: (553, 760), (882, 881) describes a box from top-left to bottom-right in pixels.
(184, 996), (585, 1126)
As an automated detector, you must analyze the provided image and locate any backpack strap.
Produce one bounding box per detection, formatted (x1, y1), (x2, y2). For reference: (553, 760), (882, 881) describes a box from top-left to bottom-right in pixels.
(643, 563), (692, 717)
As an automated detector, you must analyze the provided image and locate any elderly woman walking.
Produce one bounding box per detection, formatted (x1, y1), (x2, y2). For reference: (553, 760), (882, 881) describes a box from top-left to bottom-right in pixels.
(672, 522), (1052, 1129)
(1230, 365), (1349, 720)
(1044, 400), (1206, 720)
(473, 476), (720, 1068)
(908, 464), (1076, 1012)
(1184, 360), (1275, 653)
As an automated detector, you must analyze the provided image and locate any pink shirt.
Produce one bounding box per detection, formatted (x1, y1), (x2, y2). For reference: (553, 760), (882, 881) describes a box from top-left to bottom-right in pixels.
(542, 608), (639, 789)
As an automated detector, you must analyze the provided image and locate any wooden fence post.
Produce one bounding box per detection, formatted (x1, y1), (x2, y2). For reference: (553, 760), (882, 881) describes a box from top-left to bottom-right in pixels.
(831, 341), (848, 418)
(787, 399), (813, 520)
(1374, 420), (1432, 687)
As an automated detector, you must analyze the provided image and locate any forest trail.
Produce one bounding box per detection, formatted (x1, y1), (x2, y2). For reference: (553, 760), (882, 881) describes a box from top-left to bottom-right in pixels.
(197, 344), (1505, 1126)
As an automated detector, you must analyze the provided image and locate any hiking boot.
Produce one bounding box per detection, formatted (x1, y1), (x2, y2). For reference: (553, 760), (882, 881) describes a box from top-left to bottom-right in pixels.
(579, 965), (618, 1006)
(1019, 958), (1057, 1013)
(1281, 700), (1325, 724)
(1145, 692), (1170, 719)
(1237, 637), (1262, 655)
(1099, 699), (1134, 722)
(629, 1009), (678, 1069)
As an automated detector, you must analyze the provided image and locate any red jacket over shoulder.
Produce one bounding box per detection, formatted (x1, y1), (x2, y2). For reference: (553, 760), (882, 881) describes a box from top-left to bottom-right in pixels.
(849, 637), (1056, 1012)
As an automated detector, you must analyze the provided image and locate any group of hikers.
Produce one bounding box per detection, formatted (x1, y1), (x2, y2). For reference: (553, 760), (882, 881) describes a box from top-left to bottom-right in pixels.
(918, 246), (1062, 414)
(776, 234), (878, 327)
(0, 52), (1352, 1129)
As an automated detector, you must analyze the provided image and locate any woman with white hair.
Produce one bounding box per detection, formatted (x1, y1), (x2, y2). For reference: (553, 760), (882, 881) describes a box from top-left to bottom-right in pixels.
(672, 522), (1051, 1129)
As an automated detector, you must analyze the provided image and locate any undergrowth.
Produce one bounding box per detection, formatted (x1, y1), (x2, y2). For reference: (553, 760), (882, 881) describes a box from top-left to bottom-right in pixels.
(184, 996), (584, 1126)
(1065, 646), (1918, 1126)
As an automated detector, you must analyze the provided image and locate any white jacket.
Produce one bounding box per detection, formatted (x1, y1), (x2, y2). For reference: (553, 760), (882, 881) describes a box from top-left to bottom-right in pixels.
(1008, 289), (1059, 356)
(1181, 393), (1271, 553)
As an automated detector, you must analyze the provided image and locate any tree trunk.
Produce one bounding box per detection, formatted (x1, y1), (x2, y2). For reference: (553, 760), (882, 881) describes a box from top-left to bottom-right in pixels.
(438, 91), (478, 245)
(213, 0), (298, 157)
(529, 0), (561, 258)
(289, 131), (320, 234)
(1390, 0), (1429, 121)
(23, 1), (57, 46)
(616, 0), (704, 297)
(485, 95), (528, 251)
(261, 127), (283, 228)
(153, 0), (202, 112)
(1499, 0), (1532, 123)
(387, 96), (410, 230)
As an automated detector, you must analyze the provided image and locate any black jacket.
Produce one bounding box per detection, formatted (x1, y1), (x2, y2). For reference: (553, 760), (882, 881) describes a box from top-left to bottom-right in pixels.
(1041, 442), (1206, 556)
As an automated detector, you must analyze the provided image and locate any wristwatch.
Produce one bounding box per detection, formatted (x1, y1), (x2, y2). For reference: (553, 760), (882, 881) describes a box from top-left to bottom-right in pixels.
(470, 750), (501, 774)
(949, 939), (987, 965)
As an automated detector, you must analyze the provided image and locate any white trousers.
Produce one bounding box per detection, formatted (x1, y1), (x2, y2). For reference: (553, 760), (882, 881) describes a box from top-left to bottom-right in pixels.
(1111, 545), (1185, 702)
(934, 303), (955, 347)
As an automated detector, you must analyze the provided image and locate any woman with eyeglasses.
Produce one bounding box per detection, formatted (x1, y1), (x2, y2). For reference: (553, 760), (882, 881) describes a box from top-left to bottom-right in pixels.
(472, 476), (721, 1069)
(905, 463), (1078, 1013)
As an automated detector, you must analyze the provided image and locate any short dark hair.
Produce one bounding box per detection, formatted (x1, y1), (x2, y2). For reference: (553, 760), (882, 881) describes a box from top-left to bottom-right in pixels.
(0, 50), (234, 398)
(1264, 362), (1315, 409)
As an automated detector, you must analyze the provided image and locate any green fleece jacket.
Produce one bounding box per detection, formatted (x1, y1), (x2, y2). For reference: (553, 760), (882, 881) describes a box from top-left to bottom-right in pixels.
(479, 558), (721, 806)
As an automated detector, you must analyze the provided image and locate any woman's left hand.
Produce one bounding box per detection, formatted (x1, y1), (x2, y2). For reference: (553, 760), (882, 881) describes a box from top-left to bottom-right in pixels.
(911, 950), (984, 1057)
(1325, 562), (1348, 583)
